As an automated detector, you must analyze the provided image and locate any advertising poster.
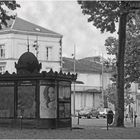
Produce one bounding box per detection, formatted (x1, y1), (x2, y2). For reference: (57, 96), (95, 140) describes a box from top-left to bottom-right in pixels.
(0, 86), (14, 118)
(40, 85), (57, 118)
(17, 86), (36, 118)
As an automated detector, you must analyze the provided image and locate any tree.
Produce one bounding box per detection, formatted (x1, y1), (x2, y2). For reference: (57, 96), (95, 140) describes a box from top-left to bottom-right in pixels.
(0, 1), (20, 29)
(78, 1), (140, 127)
(105, 17), (140, 87)
(104, 84), (134, 122)
(105, 85), (134, 108)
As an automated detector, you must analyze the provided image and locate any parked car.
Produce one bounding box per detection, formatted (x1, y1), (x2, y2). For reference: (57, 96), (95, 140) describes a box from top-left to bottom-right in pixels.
(78, 108), (99, 119)
(99, 109), (108, 118)
(99, 108), (115, 118)
(90, 109), (100, 119)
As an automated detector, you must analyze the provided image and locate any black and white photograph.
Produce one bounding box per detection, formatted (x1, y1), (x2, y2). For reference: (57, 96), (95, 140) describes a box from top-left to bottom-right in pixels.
(0, 0), (140, 139)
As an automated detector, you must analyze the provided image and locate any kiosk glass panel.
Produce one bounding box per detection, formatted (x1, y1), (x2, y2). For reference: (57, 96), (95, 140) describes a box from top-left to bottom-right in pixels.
(0, 86), (14, 118)
(17, 86), (36, 118)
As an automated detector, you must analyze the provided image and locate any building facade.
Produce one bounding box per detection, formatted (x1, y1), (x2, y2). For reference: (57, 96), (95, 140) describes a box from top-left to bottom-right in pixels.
(0, 17), (63, 74)
(127, 83), (140, 117)
(62, 57), (112, 114)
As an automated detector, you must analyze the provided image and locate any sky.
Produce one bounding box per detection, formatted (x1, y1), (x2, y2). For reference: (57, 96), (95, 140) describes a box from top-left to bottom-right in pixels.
(16, 0), (117, 59)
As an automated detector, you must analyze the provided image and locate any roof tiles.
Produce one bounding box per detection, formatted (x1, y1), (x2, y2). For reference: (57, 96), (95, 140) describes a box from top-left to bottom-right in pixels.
(63, 57), (102, 74)
(0, 17), (62, 37)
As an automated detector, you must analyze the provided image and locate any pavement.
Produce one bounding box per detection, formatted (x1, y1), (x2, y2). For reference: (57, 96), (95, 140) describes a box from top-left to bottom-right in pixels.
(0, 117), (140, 139)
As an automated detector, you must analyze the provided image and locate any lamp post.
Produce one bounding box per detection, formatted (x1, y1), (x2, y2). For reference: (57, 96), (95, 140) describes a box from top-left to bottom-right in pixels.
(72, 44), (76, 116)
(59, 38), (63, 71)
(101, 52), (104, 108)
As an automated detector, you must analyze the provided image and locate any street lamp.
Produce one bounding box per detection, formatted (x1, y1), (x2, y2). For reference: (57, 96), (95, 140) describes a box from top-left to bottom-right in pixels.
(72, 44), (76, 116)
(101, 53), (104, 108)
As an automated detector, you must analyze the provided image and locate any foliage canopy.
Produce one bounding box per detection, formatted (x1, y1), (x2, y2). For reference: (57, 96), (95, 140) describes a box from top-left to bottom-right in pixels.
(78, 1), (139, 33)
(105, 16), (140, 87)
(0, 1), (20, 29)
(78, 0), (140, 127)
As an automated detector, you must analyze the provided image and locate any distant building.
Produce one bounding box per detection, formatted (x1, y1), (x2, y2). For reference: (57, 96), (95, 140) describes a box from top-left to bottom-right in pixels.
(127, 83), (140, 117)
(82, 56), (107, 64)
(63, 54), (140, 116)
(62, 56), (112, 114)
(0, 17), (63, 73)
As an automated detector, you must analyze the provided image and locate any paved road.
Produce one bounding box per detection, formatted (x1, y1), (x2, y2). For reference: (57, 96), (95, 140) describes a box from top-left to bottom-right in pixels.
(0, 117), (140, 139)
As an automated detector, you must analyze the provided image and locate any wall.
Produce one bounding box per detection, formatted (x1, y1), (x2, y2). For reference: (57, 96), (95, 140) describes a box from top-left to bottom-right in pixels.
(77, 73), (101, 87)
(102, 72), (112, 89)
(0, 33), (62, 73)
(71, 92), (101, 115)
(73, 72), (112, 90)
(70, 71), (112, 114)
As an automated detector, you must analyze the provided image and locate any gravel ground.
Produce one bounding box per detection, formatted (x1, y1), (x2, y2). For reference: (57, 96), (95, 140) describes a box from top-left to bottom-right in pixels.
(0, 117), (140, 139)
(0, 126), (140, 139)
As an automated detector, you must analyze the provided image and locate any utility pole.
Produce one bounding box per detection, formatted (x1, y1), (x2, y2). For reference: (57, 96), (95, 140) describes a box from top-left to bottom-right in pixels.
(101, 52), (104, 108)
(135, 83), (138, 115)
(72, 44), (76, 116)
(59, 38), (63, 71)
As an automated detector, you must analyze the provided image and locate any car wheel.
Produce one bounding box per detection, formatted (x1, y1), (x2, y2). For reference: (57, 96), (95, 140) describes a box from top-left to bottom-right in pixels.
(96, 116), (99, 119)
(87, 115), (91, 119)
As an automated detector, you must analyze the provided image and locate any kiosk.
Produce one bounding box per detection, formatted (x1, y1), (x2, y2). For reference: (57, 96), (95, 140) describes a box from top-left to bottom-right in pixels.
(0, 51), (77, 129)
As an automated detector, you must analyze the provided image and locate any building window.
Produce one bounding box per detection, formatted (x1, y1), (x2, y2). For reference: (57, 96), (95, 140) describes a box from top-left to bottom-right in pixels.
(46, 46), (52, 60)
(0, 44), (5, 58)
(0, 66), (5, 74)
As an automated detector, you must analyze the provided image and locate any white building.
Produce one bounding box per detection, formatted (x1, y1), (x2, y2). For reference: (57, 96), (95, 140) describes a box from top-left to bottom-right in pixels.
(62, 57), (112, 114)
(127, 83), (140, 116)
(0, 17), (63, 73)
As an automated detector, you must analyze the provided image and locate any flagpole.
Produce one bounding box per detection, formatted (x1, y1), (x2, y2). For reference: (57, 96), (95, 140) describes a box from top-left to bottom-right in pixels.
(27, 36), (30, 52)
(33, 36), (39, 58)
(36, 36), (39, 58)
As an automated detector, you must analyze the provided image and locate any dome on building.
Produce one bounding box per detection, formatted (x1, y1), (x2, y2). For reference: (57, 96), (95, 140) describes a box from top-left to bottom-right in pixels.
(15, 52), (42, 74)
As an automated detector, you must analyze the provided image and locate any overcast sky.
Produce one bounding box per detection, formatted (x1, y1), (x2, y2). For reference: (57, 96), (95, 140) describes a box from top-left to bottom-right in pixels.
(16, 0), (117, 59)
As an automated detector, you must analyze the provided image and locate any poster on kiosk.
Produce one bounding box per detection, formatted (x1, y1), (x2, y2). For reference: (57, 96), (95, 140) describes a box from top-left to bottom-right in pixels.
(40, 85), (57, 118)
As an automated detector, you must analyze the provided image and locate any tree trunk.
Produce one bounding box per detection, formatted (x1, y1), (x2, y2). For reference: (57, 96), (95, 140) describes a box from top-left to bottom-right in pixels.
(114, 12), (128, 127)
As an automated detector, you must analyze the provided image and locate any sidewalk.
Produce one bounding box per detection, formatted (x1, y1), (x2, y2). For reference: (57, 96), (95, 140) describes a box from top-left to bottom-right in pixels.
(0, 118), (139, 139)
